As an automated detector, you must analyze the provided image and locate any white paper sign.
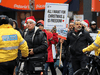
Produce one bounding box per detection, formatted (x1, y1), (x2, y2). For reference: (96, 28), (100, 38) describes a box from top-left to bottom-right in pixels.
(74, 15), (84, 21)
(89, 33), (97, 41)
(57, 17), (69, 38)
(52, 44), (56, 59)
(68, 12), (73, 18)
(57, 29), (68, 38)
(44, 3), (69, 29)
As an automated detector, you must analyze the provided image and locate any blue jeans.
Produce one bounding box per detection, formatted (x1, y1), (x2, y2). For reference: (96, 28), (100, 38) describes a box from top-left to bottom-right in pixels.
(68, 62), (73, 75)
(56, 59), (73, 75)
(54, 59), (68, 75)
(15, 66), (18, 75)
(45, 63), (49, 75)
(62, 60), (68, 75)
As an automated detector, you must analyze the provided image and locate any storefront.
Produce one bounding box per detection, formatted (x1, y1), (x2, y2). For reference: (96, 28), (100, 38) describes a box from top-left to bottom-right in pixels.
(0, 0), (81, 30)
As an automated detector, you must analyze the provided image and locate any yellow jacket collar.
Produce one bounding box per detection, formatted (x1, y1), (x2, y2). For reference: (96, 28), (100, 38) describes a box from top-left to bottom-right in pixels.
(0, 24), (13, 28)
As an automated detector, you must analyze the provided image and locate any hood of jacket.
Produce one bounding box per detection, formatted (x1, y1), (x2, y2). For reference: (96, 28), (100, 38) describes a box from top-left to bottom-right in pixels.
(13, 20), (19, 30)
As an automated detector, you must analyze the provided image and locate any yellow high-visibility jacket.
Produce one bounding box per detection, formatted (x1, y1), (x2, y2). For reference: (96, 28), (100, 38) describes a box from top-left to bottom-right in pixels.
(0, 24), (29, 62)
(83, 31), (100, 56)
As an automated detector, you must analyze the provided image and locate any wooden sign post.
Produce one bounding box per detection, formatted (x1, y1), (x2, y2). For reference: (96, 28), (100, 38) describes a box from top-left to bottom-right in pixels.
(59, 43), (62, 67)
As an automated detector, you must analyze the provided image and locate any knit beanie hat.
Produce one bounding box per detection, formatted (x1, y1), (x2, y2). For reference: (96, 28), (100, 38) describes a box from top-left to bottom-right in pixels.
(81, 20), (89, 27)
(0, 15), (9, 25)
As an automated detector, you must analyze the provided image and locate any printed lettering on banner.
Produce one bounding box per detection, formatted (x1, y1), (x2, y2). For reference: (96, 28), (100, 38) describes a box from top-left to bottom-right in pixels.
(44, 3), (69, 29)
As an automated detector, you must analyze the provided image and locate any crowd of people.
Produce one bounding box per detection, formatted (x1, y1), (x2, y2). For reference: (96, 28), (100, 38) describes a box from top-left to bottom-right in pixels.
(0, 14), (100, 75)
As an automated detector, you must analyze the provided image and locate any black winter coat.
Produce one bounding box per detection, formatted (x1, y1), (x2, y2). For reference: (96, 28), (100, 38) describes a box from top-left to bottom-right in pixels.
(66, 29), (93, 56)
(57, 39), (70, 62)
(23, 27), (48, 58)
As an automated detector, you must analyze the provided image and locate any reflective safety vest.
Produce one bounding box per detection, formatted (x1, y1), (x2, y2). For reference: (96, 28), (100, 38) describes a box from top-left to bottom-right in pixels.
(83, 31), (100, 56)
(0, 24), (29, 62)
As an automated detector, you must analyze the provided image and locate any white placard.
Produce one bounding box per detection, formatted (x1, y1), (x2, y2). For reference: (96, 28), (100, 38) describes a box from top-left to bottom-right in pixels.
(74, 15), (84, 21)
(68, 12), (73, 18)
(89, 33), (97, 41)
(57, 17), (69, 38)
(44, 3), (69, 29)
(57, 29), (68, 38)
(52, 44), (56, 59)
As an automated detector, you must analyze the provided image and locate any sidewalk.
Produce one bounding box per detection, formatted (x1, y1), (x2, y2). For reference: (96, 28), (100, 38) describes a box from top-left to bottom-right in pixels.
(48, 67), (62, 75)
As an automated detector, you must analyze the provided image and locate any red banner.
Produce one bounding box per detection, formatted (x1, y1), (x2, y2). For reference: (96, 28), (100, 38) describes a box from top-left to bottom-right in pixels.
(92, 0), (100, 12)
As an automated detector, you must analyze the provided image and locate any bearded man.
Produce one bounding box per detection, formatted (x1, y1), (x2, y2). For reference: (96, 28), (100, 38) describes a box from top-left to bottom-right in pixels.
(65, 20), (93, 73)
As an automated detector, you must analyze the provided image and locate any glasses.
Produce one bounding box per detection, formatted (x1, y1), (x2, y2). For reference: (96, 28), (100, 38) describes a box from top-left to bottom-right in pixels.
(26, 22), (34, 24)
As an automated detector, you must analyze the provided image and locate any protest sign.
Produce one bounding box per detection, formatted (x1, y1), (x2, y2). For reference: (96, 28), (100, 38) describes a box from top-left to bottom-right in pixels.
(74, 15), (84, 21)
(57, 17), (69, 40)
(44, 3), (69, 29)
(68, 12), (73, 18)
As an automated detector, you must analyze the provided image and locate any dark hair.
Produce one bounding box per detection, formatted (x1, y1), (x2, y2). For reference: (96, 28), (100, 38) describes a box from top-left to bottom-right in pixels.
(74, 20), (81, 25)
(9, 18), (13, 26)
(0, 15), (9, 25)
(69, 18), (74, 22)
(36, 22), (44, 27)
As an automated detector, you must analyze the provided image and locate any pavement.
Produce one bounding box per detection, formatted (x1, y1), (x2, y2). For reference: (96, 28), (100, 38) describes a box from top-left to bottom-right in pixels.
(48, 67), (62, 75)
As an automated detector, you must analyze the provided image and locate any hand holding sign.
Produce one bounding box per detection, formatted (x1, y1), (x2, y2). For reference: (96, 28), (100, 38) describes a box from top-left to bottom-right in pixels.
(60, 38), (64, 43)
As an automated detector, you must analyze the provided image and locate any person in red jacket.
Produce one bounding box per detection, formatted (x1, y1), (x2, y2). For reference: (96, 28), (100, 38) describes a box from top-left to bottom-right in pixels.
(36, 20), (58, 75)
